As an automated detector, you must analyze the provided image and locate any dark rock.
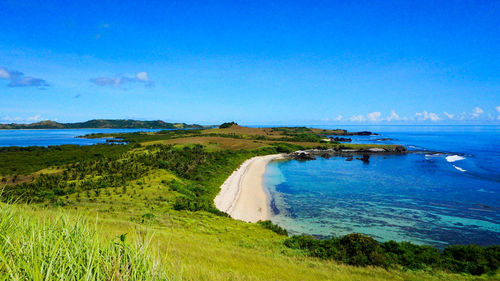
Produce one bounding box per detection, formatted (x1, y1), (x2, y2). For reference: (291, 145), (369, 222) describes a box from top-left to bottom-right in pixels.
(356, 131), (373, 136)
(331, 137), (352, 142)
(393, 146), (407, 153)
(356, 155), (370, 164)
(290, 151), (316, 160)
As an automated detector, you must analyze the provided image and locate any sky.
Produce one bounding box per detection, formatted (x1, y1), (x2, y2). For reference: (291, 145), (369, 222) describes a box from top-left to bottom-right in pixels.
(1, 0), (499, 125)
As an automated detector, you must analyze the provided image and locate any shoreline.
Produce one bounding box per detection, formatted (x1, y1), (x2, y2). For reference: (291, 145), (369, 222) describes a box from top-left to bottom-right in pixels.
(214, 147), (407, 223)
(214, 154), (285, 223)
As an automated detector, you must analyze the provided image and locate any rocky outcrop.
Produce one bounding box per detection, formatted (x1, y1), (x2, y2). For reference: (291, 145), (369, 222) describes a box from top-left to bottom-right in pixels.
(289, 150), (317, 160)
(287, 145), (407, 161)
(343, 131), (378, 136)
(356, 155), (370, 164)
(375, 138), (393, 141)
(331, 137), (352, 142)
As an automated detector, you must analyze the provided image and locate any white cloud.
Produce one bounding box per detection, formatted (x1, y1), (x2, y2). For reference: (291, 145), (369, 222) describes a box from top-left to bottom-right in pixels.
(0, 67), (49, 89)
(386, 110), (402, 121)
(0, 114), (44, 123)
(496, 106), (500, 120)
(367, 112), (381, 121)
(0, 68), (10, 79)
(453, 107), (487, 120)
(26, 114), (42, 122)
(334, 115), (343, 121)
(349, 115), (366, 122)
(90, 72), (154, 88)
(443, 112), (454, 119)
(471, 107), (484, 118)
(415, 111), (440, 121)
(136, 72), (150, 82)
(1, 116), (22, 122)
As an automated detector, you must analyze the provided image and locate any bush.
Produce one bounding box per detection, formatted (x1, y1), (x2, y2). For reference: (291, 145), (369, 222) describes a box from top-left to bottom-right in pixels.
(285, 234), (500, 275)
(219, 122), (237, 128)
(258, 220), (288, 236)
(272, 143), (303, 153)
(442, 245), (500, 275)
(338, 233), (387, 267)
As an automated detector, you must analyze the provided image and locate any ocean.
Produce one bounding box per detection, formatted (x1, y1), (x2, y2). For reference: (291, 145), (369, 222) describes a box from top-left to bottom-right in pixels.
(264, 125), (500, 247)
(0, 128), (160, 147)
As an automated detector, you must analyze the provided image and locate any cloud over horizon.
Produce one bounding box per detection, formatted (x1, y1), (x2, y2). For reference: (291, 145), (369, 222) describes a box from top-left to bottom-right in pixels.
(415, 111), (440, 122)
(367, 112), (382, 121)
(0, 67), (50, 89)
(471, 107), (484, 118)
(347, 110), (406, 122)
(90, 72), (154, 88)
(0, 114), (44, 123)
(327, 107), (500, 124)
(386, 110), (404, 121)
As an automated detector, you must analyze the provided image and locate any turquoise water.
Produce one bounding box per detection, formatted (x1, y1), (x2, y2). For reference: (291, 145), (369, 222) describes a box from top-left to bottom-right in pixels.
(0, 129), (161, 147)
(264, 125), (500, 247)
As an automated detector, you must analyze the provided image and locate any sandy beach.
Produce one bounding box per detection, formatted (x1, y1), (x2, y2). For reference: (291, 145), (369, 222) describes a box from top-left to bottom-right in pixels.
(214, 154), (285, 222)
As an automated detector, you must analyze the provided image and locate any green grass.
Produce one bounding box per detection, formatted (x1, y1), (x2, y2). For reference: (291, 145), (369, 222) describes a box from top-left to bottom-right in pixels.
(0, 203), (171, 281)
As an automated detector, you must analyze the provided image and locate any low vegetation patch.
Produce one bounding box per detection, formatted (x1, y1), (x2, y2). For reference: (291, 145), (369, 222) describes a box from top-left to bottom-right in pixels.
(285, 233), (500, 275)
(219, 121), (238, 128)
(258, 220), (288, 236)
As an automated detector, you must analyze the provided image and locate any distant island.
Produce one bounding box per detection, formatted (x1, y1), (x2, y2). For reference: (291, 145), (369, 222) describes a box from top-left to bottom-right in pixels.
(0, 119), (205, 129)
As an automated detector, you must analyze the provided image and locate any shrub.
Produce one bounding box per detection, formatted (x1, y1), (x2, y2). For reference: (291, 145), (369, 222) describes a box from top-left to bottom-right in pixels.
(258, 220), (288, 236)
(442, 245), (500, 275)
(219, 122), (237, 128)
(284, 234), (500, 275)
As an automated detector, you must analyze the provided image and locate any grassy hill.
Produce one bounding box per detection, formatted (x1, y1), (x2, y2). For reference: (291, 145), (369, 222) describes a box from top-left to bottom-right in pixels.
(0, 125), (498, 280)
(0, 119), (204, 129)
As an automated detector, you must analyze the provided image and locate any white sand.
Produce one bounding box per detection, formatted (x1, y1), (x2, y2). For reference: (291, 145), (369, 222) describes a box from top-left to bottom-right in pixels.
(214, 154), (285, 223)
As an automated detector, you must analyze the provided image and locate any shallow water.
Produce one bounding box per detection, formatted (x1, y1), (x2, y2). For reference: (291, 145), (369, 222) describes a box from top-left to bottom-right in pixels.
(264, 125), (500, 247)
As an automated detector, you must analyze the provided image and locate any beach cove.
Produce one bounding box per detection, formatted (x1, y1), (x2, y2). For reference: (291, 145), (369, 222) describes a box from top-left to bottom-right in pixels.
(214, 154), (285, 222)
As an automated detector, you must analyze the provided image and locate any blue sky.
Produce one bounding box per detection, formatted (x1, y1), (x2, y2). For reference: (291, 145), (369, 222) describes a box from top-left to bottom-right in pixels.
(1, 0), (499, 125)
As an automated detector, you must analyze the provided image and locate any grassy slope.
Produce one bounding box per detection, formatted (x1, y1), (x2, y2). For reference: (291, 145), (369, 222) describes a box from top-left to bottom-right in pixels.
(10, 190), (495, 281)
(19, 197), (493, 281)
(1, 125), (497, 280)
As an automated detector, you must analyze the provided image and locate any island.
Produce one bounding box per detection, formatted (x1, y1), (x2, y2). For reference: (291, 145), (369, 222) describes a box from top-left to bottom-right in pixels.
(0, 123), (497, 280)
(0, 119), (205, 129)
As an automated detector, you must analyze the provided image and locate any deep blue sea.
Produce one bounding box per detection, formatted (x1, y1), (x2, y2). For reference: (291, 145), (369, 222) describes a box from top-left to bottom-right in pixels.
(0, 129), (160, 147)
(264, 125), (500, 247)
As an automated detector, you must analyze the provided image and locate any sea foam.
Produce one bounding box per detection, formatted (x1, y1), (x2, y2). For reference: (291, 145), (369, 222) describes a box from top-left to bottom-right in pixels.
(453, 165), (467, 172)
(446, 155), (465, 163)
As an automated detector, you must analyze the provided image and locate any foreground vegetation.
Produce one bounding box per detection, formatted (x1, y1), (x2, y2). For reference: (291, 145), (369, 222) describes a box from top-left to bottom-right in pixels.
(286, 233), (500, 276)
(0, 124), (498, 280)
(0, 204), (168, 281)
